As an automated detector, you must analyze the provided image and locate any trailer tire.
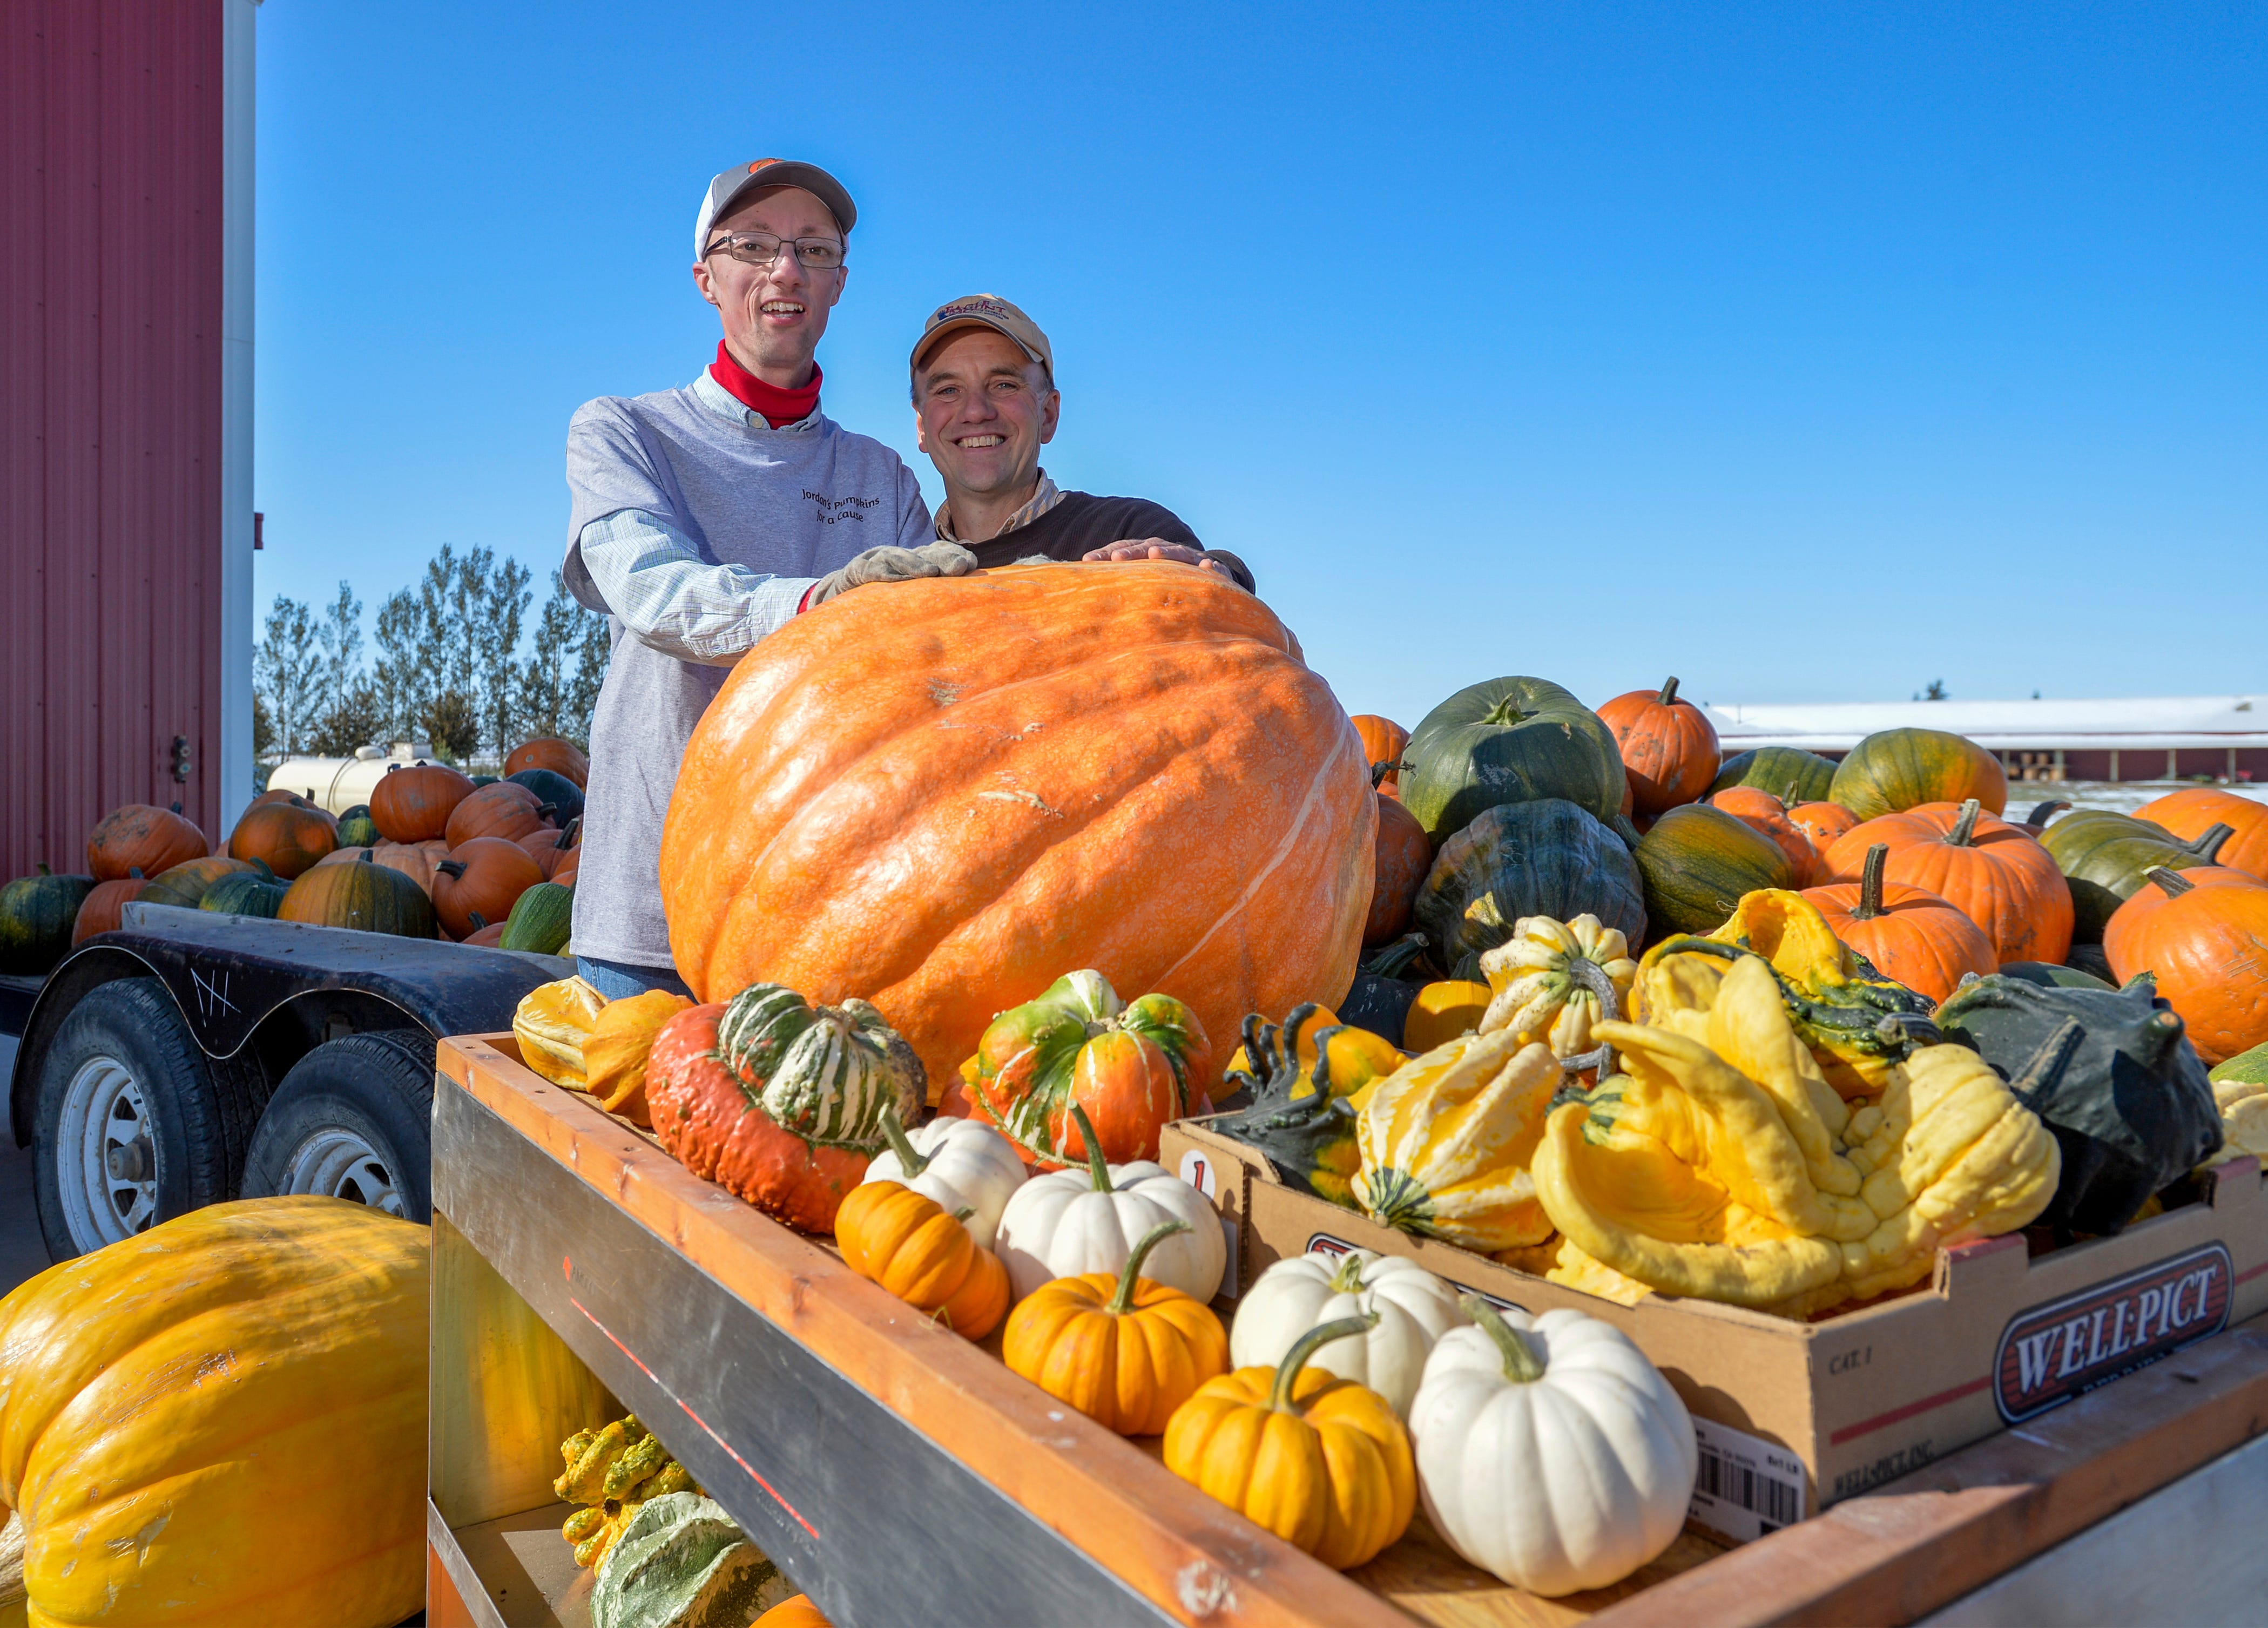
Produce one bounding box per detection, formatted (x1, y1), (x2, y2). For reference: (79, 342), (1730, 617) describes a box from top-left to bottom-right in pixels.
(239, 1030), (435, 1222)
(31, 976), (253, 1260)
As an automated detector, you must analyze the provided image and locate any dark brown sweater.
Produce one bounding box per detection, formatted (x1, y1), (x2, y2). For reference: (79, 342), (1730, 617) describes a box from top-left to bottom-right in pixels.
(961, 491), (1256, 592)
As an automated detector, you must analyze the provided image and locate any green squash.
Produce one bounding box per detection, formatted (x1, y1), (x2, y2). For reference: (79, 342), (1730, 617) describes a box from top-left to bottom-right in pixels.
(337, 803), (373, 822)
(501, 880), (575, 955)
(200, 864), (291, 919)
(1997, 960), (2116, 992)
(1208, 1007), (1366, 1209)
(1399, 677), (1626, 843)
(507, 767), (585, 825)
(0, 866), (97, 975)
(1632, 803), (1791, 941)
(589, 1492), (792, 1628)
(2211, 1042), (2268, 1087)
(335, 812), (380, 847)
(1414, 798), (1645, 970)
(1937, 972), (2220, 1237)
(1609, 811), (1645, 850)
(1828, 727), (2009, 821)
(1709, 746), (1838, 805)
(2039, 809), (2235, 944)
(137, 855), (253, 911)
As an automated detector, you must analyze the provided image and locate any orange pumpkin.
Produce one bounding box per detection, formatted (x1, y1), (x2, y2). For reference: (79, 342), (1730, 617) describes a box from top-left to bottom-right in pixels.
(503, 736), (591, 788)
(1787, 799), (1860, 856)
(228, 800), (339, 880)
(659, 563), (1374, 1092)
(431, 837), (544, 940)
(246, 788), (318, 811)
(520, 816), (583, 881)
(2104, 868), (2268, 1065)
(2103, 866), (2268, 994)
(1597, 677), (1721, 819)
(369, 763), (475, 843)
(463, 918), (509, 947)
(1365, 793), (1432, 946)
(753, 1600), (832, 1628)
(1803, 843), (1996, 1001)
(320, 838), (448, 893)
(2132, 788), (2268, 881)
(834, 1178), (1011, 1340)
(549, 845), (582, 886)
(1708, 786), (1827, 887)
(446, 780), (556, 848)
(1351, 715), (1410, 793)
(1825, 799), (2073, 966)
(71, 873), (150, 944)
(86, 804), (207, 882)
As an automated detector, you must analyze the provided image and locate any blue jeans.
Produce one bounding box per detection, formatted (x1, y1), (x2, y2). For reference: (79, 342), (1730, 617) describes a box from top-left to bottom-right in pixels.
(576, 955), (694, 1002)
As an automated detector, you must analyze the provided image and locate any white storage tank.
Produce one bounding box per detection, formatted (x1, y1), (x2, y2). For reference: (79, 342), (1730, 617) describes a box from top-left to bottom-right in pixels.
(262, 742), (448, 814)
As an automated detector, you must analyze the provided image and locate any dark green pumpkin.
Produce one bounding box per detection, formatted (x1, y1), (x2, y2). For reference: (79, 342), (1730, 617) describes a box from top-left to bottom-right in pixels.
(338, 803), (373, 822)
(1632, 803), (1792, 941)
(2064, 941), (2116, 984)
(1414, 799), (1645, 969)
(500, 880), (575, 954)
(0, 866), (97, 975)
(278, 851), (436, 938)
(2039, 809), (2235, 944)
(506, 767), (584, 825)
(1399, 678), (1626, 844)
(1937, 972), (2220, 1237)
(199, 866), (291, 918)
(470, 774), (499, 788)
(1996, 960), (2116, 992)
(1335, 933), (1427, 1045)
(1709, 746), (1838, 805)
(1827, 728), (2009, 821)
(1207, 1006), (1364, 1209)
(335, 812), (381, 847)
(138, 855), (253, 911)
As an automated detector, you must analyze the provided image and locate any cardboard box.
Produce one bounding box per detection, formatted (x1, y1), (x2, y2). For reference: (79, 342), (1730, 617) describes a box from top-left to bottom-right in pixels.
(1162, 1119), (2268, 1541)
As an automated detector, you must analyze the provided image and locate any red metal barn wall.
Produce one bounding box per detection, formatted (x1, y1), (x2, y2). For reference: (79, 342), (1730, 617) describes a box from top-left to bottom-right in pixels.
(3, 0), (232, 879)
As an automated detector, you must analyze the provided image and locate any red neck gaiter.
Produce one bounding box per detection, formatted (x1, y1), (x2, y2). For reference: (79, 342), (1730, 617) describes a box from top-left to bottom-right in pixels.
(709, 340), (822, 428)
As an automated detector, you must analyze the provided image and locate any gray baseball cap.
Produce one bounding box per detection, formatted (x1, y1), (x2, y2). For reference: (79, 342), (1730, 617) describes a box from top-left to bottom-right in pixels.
(694, 159), (856, 261)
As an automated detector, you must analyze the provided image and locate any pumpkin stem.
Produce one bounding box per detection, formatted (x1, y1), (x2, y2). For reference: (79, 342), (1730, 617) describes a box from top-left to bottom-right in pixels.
(1657, 677), (1680, 706)
(438, 860), (467, 880)
(129, 866), (143, 879)
(469, 911), (488, 930)
(878, 1103), (931, 1179)
(2024, 800), (2070, 830)
(1266, 1313), (1380, 1414)
(2121, 970), (2158, 997)
(2007, 1016), (2085, 1113)
(1327, 1250), (1374, 1296)
(359, 849), (375, 863)
(1460, 1294), (1547, 1384)
(2185, 823), (2235, 864)
(1945, 799), (1983, 848)
(2144, 866), (2193, 899)
(36, 862), (50, 876)
(951, 1205), (976, 1223)
(252, 858), (276, 879)
(1480, 697), (1530, 727)
(1104, 1219), (1191, 1316)
(1780, 780), (1802, 809)
(563, 814), (583, 847)
(1066, 1099), (1112, 1194)
(1362, 932), (1428, 982)
(1854, 844), (1890, 920)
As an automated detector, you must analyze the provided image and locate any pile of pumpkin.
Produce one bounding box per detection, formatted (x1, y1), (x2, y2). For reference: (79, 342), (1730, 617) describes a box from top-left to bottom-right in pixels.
(0, 738), (591, 972)
(513, 967), (1703, 1598)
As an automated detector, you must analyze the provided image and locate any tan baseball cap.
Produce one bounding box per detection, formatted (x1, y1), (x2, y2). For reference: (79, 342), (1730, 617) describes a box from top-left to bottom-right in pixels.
(694, 159), (856, 261)
(910, 294), (1054, 377)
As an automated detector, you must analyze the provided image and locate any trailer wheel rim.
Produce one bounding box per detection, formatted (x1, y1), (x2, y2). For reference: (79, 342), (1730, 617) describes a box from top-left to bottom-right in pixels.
(59, 1056), (158, 1247)
(278, 1129), (406, 1218)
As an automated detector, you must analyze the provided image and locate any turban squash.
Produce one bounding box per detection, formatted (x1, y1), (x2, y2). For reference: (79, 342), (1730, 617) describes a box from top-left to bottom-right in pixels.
(660, 563), (1373, 1095)
(0, 1195), (428, 1628)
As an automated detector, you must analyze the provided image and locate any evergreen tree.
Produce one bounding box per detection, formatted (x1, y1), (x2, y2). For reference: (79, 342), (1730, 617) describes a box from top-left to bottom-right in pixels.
(255, 596), (325, 754)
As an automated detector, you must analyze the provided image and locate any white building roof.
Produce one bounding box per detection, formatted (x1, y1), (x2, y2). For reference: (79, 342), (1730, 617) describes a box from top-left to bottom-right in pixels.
(1703, 695), (2268, 753)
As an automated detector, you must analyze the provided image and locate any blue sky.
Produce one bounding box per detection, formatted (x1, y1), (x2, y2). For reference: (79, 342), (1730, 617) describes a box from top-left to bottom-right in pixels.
(253, 2), (2265, 729)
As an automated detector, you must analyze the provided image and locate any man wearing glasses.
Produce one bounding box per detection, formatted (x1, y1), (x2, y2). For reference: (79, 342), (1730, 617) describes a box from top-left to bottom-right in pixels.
(562, 159), (972, 998)
(911, 295), (1255, 591)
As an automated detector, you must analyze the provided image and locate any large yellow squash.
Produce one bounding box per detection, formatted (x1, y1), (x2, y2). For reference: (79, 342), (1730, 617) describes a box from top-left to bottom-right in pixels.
(1353, 1029), (1561, 1251)
(0, 1197), (428, 1627)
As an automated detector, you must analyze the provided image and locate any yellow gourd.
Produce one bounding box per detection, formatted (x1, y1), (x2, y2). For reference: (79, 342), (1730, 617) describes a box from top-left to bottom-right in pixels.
(0, 1197), (427, 1628)
(584, 988), (694, 1124)
(514, 974), (609, 1086)
(1477, 913), (1636, 1068)
(1403, 979), (1493, 1051)
(554, 1415), (698, 1570)
(1352, 1029), (1561, 1251)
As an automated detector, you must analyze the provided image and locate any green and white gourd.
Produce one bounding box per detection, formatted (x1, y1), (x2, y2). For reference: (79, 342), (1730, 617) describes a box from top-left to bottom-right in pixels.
(590, 1492), (794, 1628)
(1229, 1249), (1468, 1420)
(716, 984), (926, 1152)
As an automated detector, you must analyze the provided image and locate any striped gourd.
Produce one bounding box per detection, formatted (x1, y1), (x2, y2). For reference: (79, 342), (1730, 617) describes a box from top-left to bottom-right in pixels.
(716, 985), (925, 1151)
(1354, 1029), (1561, 1251)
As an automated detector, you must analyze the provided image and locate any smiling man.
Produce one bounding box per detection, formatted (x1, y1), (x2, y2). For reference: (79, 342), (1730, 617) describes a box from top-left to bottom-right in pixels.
(910, 295), (1254, 591)
(562, 160), (972, 996)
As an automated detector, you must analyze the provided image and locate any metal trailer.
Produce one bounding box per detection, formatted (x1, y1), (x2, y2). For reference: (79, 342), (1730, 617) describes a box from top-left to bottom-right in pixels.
(4, 902), (563, 1262)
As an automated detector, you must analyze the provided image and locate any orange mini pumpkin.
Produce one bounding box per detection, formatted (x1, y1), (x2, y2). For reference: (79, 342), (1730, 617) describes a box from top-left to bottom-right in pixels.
(835, 1177), (1010, 1340)
(446, 780), (556, 848)
(1825, 799), (2073, 967)
(753, 1599), (832, 1628)
(431, 837), (544, 941)
(369, 763), (475, 843)
(2132, 787), (2268, 881)
(1597, 677), (1721, 819)
(1351, 714), (1411, 794)
(1365, 793), (1432, 946)
(229, 800), (339, 880)
(86, 805), (208, 882)
(503, 736), (591, 789)
(1803, 843), (1995, 1001)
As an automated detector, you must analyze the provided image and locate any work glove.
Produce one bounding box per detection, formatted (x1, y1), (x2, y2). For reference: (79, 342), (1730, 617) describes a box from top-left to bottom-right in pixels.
(808, 542), (977, 605)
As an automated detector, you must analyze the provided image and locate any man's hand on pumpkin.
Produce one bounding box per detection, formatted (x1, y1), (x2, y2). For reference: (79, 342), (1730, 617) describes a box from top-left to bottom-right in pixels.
(1082, 539), (1223, 571)
(809, 542), (978, 604)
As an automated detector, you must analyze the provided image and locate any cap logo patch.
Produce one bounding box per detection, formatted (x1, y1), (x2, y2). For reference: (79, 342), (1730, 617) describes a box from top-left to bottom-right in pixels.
(747, 158), (781, 173)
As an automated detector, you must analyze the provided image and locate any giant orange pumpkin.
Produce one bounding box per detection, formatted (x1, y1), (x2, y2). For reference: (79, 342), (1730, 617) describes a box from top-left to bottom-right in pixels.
(1825, 799), (2073, 966)
(228, 800), (339, 879)
(2102, 865), (2264, 971)
(1597, 677), (1720, 819)
(2132, 787), (2268, 881)
(660, 563), (1374, 1093)
(2104, 868), (2268, 1065)
(1803, 843), (1996, 1001)
(86, 805), (208, 882)
(369, 764), (475, 844)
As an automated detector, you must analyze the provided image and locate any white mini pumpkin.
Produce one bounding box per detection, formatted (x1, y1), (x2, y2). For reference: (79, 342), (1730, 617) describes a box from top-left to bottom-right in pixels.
(1228, 1249), (1467, 1419)
(994, 1132), (1223, 1303)
(1410, 1298), (1697, 1597)
(860, 1111), (1027, 1251)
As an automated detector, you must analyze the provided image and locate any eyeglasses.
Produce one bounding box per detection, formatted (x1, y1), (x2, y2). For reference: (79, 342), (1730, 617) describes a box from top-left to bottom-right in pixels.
(704, 231), (846, 272)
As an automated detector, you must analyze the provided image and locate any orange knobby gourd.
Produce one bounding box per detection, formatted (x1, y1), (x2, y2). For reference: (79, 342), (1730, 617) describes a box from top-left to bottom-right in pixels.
(2133, 787), (2268, 881)
(446, 780), (556, 848)
(1351, 714), (1410, 793)
(1787, 800), (1860, 856)
(503, 735), (591, 789)
(1002, 1218), (1230, 1434)
(1365, 793), (1432, 946)
(659, 563), (1374, 1093)
(1803, 843), (1996, 1002)
(1825, 799), (2073, 967)
(1709, 786), (1827, 887)
(835, 1174), (1010, 1340)
(369, 763), (475, 843)
(431, 837), (544, 940)
(2104, 867), (2268, 1065)
(1597, 677), (1721, 819)
(228, 800), (339, 880)
(86, 803), (208, 882)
